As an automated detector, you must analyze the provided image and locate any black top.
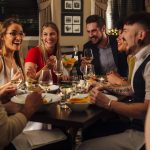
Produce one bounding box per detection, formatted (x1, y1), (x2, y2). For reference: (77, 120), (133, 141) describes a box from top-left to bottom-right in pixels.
(130, 54), (150, 131)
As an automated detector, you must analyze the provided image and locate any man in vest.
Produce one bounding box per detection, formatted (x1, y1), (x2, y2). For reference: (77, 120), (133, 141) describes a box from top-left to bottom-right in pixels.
(77, 12), (150, 150)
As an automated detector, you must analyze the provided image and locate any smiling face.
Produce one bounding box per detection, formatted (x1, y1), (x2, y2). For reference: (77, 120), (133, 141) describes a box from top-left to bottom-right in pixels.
(122, 24), (143, 55)
(86, 22), (104, 45)
(3, 23), (23, 52)
(117, 30), (128, 52)
(41, 26), (58, 51)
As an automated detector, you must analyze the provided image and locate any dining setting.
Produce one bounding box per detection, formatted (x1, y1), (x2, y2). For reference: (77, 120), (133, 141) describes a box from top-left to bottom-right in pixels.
(5, 48), (121, 150)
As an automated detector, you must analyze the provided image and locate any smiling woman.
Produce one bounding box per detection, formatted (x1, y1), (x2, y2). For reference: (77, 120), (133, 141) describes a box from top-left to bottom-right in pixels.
(25, 22), (62, 83)
(0, 18), (25, 86)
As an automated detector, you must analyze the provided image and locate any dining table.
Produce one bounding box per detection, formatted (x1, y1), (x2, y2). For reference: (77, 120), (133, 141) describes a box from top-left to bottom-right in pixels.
(7, 80), (126, 150)
(8, 98), (112, 150)
(34, 103), (123, 150)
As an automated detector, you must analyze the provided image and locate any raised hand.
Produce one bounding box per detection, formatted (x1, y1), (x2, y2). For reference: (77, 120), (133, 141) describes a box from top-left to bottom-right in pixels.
(46, 55), (57, 69)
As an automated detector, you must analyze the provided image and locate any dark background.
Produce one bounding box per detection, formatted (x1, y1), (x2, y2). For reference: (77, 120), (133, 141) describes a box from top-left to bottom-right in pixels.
(0, 0), (39, 36)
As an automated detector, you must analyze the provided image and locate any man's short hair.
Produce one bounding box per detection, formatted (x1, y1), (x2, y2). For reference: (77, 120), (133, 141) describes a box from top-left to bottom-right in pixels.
(86, 15), (106, 29)
(124, 12), (150, 30)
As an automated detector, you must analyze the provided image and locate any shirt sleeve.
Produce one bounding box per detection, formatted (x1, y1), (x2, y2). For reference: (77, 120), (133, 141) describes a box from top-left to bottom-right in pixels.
(25, 47), (39, 64)
(0, 105), (27, 148)
(144, 61), (150, 100)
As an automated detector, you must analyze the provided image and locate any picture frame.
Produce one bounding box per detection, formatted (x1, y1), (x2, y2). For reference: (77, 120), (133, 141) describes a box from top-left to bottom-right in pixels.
(61, 13), (83, 36)
(61, 0), (83, 36)
(62, 0), (83, 12)
(65, 1), (73, 10)
(73, 0), (81, 10)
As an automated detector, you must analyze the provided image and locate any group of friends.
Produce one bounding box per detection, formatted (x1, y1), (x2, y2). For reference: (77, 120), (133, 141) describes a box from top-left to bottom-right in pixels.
(0, 11), (150, 150)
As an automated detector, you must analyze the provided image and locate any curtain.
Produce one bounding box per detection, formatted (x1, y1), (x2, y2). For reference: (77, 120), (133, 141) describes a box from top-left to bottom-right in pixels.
(37, 0), (53, 36)
(106, 0), (145, 30)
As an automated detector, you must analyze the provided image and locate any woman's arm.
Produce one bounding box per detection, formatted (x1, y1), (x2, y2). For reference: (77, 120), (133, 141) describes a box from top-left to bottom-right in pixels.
(25, 62), (50, 79)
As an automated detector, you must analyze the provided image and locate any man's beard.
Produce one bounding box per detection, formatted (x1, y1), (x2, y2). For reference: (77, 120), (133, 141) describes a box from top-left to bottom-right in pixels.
(90, 35), (103, 45)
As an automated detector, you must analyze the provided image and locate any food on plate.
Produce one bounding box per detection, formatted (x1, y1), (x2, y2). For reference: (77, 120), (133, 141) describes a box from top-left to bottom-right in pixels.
(42, 98), (48, 104)
(67, 96), (90, 104)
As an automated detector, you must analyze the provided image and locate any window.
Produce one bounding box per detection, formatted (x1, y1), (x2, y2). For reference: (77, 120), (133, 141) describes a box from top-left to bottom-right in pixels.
(0, 0), (39, 36)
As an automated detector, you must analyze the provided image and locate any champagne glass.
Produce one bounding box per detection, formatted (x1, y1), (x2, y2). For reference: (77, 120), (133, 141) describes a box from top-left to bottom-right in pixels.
(80, 64), (95, 80)
(53, 59), (64, 84)
(84, 48), (93, 64)
(11, 67), (24, 88)
(39, 69), (53, 92)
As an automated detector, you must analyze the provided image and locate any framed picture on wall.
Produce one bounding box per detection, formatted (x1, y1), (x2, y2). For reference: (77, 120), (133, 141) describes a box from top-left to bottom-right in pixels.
(73, 16), (81, 24)
(61, 13), (83, 36)
(61, 0), (83, 36)
(65, 16), (73, 24)
(65, 1), (73, 9)
(62, 0), (83, 12)
(73, 0), (81, 10)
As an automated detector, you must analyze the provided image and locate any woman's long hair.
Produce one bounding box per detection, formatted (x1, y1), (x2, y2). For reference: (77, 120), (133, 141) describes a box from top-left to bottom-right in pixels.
(39, 22), (61, 63)
(0, 18), (25, 82)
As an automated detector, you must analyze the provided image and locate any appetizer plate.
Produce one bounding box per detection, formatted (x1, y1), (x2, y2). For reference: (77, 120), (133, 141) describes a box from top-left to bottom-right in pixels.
(11, 93), (61, 104)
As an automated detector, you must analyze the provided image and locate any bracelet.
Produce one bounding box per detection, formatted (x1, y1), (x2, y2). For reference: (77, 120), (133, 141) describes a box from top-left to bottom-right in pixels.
(107, 99), (113, 110)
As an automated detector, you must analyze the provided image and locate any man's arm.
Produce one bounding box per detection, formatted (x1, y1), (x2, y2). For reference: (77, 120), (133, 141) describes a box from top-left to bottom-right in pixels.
(145, 102), (150, 150)
(104, 84), (133, 96)
(90, 88), (149, 119)
(0, 92), (43, 148)
(0, 105), (27, 148)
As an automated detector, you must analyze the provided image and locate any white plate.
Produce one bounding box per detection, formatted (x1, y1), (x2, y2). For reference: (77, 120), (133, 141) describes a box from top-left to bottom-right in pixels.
(71, 93), (89, 99)
(104, 94), (118, 101)
(11, 93), (61, 104)
(48, 85), (59, 91)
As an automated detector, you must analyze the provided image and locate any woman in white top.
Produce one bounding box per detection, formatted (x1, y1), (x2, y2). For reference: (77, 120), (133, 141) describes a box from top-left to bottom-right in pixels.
(0, 18), (24, 86)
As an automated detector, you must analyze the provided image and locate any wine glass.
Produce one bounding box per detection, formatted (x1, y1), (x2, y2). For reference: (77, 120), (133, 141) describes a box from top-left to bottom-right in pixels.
(39, 69), (53, 92)
(53, 59), (64, 84)
(59, 86), (72, 109)
(71, 67), (79, 94)
(10, 67), (24, 88)
(80, 64), (95, 80)
(84, 48), (93, 64)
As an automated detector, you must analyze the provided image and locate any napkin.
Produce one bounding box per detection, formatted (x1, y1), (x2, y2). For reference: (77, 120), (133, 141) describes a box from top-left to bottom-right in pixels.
(12, 129), (67, 150)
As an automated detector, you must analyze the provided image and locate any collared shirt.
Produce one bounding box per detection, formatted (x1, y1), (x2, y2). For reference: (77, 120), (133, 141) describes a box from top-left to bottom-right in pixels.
(131, 44), (150, 99)
(98, 45), (117, 74)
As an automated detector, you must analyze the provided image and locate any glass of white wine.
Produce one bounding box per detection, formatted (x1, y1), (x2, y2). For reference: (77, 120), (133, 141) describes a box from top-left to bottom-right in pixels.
(39, 69), (53, 92)
(53, 59), (64, 84)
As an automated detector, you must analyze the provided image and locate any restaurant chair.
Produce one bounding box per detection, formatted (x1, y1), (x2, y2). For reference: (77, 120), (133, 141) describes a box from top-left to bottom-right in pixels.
(60, 45), (76, 57)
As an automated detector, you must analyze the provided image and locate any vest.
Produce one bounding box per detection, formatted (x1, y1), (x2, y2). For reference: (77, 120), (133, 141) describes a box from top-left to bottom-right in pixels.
(130, 54), (150, 131)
